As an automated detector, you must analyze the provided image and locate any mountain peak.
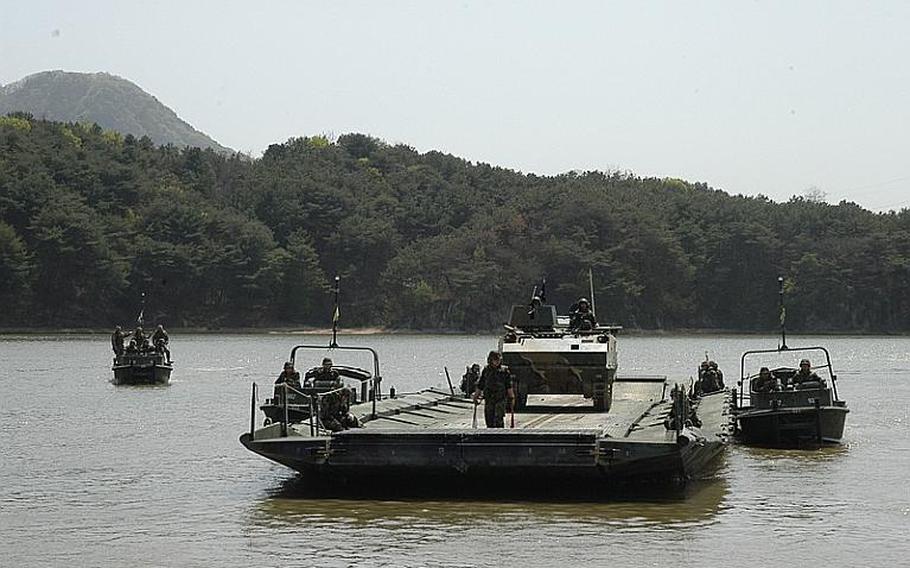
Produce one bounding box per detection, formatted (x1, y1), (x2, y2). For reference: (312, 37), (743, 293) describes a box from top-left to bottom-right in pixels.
(0, 70), (233, 154)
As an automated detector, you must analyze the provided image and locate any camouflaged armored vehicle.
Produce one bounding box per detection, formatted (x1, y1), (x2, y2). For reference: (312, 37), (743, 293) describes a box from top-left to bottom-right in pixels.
(500, 303), (620, 411)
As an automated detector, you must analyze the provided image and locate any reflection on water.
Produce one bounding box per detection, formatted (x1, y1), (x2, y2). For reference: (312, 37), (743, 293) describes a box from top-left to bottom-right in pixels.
(2, 333), (909, 567)
(252, 474), (731, 529)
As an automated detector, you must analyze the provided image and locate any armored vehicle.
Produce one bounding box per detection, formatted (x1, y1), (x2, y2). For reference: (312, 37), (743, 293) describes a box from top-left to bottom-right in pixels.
(734, 345), (848, 446)
(500, 303), (620, 411)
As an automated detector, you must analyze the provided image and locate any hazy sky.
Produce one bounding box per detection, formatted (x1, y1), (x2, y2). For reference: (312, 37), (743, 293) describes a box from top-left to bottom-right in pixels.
(2, 1), (908, 210)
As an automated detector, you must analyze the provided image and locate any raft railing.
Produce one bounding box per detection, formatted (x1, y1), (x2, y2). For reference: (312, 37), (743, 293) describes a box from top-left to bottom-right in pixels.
(255, 375), (378, 437)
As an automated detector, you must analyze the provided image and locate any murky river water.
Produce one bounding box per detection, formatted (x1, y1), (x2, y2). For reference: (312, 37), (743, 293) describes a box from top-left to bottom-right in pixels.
(1, 333), (908, 566)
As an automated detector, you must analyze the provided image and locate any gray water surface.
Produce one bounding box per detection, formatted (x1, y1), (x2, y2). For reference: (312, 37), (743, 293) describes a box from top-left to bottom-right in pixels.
(1, 333), (908, 566)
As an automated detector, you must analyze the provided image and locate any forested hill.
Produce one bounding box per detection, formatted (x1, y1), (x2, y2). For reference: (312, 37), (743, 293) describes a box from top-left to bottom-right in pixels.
(1, 115), (908, 331)
(0, 71), (232, 154)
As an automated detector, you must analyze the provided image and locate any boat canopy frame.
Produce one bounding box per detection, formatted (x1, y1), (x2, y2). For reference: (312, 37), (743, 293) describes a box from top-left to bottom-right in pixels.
(738, 345), (840, 407)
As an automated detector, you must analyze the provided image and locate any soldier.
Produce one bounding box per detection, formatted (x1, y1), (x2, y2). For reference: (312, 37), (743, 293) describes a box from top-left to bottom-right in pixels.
(111, 326), (126, 356)
(320, 388), (359, 432)
(696, 361), (724, 394)
(130, 326), (149, 351)
(275, 361), (301, 389)
(752, 367), (779, 392)
(150, 324), (171, 363)
(704, 360), (724, 391)
(792, 359), (823, 385)
(460, 363), (481, 396)
(309, 357), (341, 387)
(320, 392), (344, 432)
(708, 360), (724, 387)
(472, 351), (515, 428)
(569, 298), (597, 331)
(338, 388), (360, 429)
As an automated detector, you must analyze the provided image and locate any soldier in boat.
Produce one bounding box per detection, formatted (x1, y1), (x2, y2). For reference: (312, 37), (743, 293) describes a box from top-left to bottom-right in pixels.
(275, 361), (301, 389)
(791, 358), (824, 386)
(151, 324), (171, 363)
(460, 363), (481, 396)
(751, 366), (781, 392)
(569, 298), (597, 331)
(111, 326), (127, 356)
(130, 326), (149, 352)
(307, 357), (342, 388)
(473, 351), (515, 428)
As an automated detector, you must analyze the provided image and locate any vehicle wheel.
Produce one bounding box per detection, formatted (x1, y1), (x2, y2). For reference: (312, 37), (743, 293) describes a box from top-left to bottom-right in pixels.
(263, 418), (272, 426)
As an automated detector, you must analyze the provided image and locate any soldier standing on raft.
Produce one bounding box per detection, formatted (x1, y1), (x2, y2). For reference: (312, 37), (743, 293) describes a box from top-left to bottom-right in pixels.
(696, 360), (725, 394)
(111, 326), (127, 356)
(460, 363), (481, 396)
(472, 351), (515, 428)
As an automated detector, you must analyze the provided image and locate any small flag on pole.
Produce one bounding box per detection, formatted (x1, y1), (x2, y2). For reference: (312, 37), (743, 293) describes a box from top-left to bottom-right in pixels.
(333, 305), (340, 323)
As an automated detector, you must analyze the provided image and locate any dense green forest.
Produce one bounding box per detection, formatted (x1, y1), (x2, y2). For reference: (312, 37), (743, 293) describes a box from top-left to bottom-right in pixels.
(1, 114), (908, 331)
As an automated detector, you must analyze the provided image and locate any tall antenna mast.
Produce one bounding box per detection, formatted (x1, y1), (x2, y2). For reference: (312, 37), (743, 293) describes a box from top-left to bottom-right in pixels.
(330, 276), (340, 348)
(778, 275), (788, 350)
(588, 268), (596, 318)
(137, 292), (146, 327)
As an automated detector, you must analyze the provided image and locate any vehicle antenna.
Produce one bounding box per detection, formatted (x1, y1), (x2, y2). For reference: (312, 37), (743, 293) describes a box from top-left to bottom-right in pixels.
(778, 275), (788, 351)
(137, 291), (146, 327)
(330, 276), (340, 348)
(588, 268), (596, 318)
(527, 284), (539, 317)
(540, 277), (547, 303)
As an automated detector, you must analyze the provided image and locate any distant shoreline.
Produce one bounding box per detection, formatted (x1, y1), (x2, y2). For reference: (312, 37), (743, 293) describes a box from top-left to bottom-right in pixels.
(1, 326), (906, 337)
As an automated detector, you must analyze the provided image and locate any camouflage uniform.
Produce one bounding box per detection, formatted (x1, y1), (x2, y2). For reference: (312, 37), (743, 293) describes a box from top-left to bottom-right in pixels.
(569, 299), (597, 331)
(320, 388), (358, 431)
(752, 369), (778, 392)
(791, 364), (822, 385)
(151, 325), (170, 362)
(275, 369), (301, 388)
(460, 365), (480, 396)
(696, 361), (724, 394)
(310, 367), (342, 387)
(111, 327), (126, 355)
(477, 364), (513, 428)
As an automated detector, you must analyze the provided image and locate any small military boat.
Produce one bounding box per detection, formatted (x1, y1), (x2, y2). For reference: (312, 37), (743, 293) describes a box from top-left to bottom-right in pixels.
(110, 296), (172, 385)
(240, 279), (733, 489)
(111, 328), (172, 385)
(732, 277), (848, 446)
(734, 346), (848, 446)
(260, 347), (376, 426)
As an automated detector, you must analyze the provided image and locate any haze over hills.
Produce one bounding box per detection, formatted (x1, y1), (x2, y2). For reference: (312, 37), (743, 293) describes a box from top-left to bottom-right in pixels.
(0, 70), (233, 154)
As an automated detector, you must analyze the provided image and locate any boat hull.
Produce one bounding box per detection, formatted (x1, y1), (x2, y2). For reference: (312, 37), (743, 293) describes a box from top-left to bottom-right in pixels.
(112, 363), (172, 385)
(735, 404), (848, 446)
